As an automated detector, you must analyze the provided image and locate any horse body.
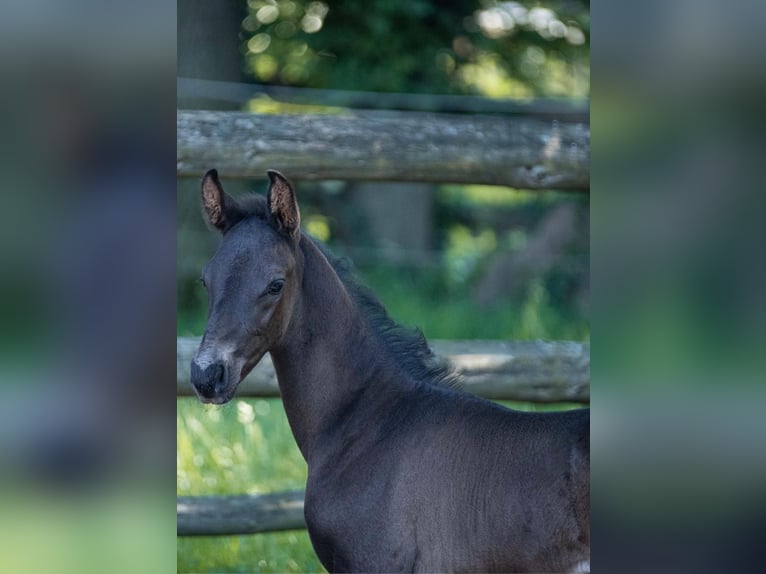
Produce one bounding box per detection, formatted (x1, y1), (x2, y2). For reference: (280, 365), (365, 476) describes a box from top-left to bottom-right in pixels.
(302, 390), (589, 573)
(191, 169), (590, 573)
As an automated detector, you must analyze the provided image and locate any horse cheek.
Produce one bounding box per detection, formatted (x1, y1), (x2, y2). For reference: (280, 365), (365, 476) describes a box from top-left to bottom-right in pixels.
(273, 297), (295, 343)
(252, 297), (288, 347)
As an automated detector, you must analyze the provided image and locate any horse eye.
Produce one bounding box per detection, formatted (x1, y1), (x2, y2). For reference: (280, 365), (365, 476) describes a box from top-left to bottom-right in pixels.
(268, 279), (284, 295)
(199, 276), (207, 288)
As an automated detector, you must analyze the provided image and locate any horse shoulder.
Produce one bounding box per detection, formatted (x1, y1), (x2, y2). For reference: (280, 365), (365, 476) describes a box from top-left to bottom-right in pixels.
(303, 440), (416, 568)
(304, 474), (419, 571)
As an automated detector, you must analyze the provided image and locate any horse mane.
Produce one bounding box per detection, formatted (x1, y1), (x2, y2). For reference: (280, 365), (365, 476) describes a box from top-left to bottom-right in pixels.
(237, 193), (460, 389)
(310, 238), (461, 390)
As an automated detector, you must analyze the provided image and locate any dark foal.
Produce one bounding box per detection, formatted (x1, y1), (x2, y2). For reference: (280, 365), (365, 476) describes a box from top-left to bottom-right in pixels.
(190, 169), (590, 573)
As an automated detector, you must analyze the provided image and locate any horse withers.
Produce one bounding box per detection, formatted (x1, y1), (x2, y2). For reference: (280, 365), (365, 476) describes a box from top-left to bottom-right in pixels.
(190, 169), (590, 573)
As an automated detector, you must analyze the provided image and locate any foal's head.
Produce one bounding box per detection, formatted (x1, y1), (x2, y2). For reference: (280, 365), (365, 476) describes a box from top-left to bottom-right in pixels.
(190, 169), (302, 404)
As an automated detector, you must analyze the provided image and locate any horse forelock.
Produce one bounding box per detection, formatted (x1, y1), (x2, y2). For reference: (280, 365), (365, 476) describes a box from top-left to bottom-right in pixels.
(236, 193), (269, 221)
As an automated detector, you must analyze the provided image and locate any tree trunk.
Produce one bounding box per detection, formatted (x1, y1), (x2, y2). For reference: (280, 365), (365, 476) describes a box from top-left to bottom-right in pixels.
(178, 0), (245, 109)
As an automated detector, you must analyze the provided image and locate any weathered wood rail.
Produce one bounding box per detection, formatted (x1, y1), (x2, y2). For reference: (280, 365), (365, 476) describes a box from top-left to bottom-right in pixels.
(177, 110), (589, 190)
(177, 337), (590, 404)
(178, 491), (306, 536)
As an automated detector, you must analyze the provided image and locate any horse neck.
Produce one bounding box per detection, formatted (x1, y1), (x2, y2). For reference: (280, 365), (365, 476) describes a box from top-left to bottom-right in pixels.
(269, 236), (381, 461)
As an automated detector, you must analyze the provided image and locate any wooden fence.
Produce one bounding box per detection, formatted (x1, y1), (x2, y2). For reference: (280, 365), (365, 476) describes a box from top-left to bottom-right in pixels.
(177, 103), (589, 537)
(178, 491), (307, 537)
(177, 109), (589, 190)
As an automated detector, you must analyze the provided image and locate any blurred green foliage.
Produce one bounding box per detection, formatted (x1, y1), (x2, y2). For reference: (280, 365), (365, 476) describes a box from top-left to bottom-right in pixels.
(243, 0), (589, 97)
(1, 490), (175, 574)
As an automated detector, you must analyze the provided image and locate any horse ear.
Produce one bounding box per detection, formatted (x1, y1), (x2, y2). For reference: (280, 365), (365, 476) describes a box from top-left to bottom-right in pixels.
(267, 170), (301, 239)
(201, 169), (241, 233)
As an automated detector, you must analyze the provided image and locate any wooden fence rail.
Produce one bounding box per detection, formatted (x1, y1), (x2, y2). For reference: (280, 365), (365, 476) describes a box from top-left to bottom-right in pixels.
(177, 337), (590, 404)
(177, 110), (589, 190)
(178, 491), (306, 536)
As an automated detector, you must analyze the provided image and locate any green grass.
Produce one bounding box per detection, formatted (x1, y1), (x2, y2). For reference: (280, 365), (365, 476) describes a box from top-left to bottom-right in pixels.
(177, 399), (307, 496)
(357, 266), (589, 342)
(177, 397), (323, 573)
(178, 532), (323, 574)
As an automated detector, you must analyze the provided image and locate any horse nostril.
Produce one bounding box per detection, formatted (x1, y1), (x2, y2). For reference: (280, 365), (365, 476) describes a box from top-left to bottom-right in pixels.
(190, 360), (227, 398)
(206, 362), (225, 384)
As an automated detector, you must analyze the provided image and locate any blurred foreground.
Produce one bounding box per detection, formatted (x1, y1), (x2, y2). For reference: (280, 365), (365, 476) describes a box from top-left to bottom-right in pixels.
(0, 1), (176, 573)
(592, 1), (766, 571)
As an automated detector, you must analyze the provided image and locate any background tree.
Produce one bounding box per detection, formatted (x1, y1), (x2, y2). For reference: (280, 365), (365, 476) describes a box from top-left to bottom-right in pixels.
(242, 0), (589, 98)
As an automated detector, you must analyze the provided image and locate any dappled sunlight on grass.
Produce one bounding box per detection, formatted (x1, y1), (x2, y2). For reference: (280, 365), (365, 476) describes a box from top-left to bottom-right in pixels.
(445, 225), (498, 284)
(439, 184), (566, 207)
(245, 94), (348, 116)
(177, 398), (307, 497)
(177, 398), (317, 572)
(177, 531), (325, 574)
(458, 52), (536, 98)
(304, 214), (331, 242)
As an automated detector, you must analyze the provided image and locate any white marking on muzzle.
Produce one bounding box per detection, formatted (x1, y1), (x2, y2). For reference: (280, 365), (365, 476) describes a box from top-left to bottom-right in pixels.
(193, 342), (236, 371)
(569, 560), (590, 573)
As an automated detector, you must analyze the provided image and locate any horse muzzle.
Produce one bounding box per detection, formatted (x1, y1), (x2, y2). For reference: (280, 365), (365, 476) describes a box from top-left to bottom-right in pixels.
(190, 360), (235, 404)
